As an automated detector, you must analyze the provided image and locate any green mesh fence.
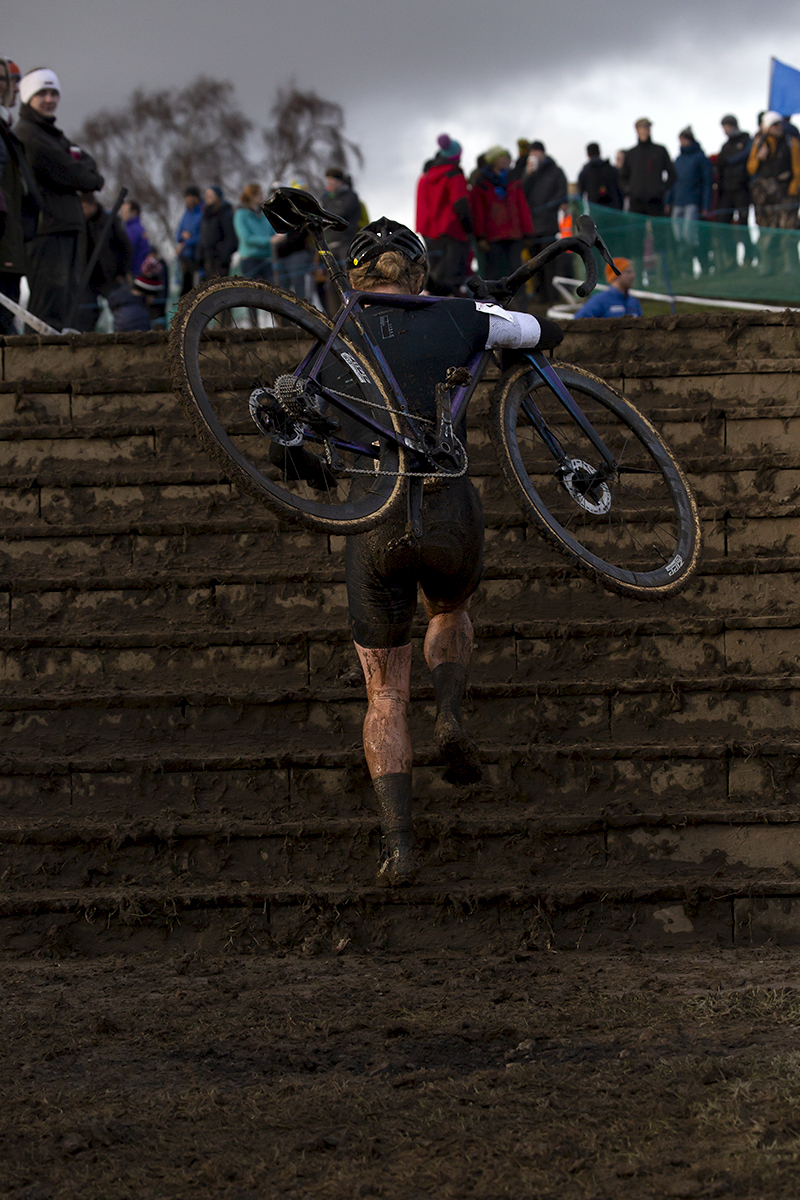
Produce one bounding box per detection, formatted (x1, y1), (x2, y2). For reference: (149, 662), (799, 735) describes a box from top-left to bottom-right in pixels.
(580, 202), (800, 306)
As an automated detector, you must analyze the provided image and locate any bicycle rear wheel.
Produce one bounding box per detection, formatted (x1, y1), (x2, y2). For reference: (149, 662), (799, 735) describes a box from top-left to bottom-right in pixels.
(169, 277), (406, 534)
(490, 361), (701, 598)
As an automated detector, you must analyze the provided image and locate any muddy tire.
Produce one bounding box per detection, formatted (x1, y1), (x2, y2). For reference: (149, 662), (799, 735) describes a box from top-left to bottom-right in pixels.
(169, 277), (407, 534)
(490, 361), (701, 599)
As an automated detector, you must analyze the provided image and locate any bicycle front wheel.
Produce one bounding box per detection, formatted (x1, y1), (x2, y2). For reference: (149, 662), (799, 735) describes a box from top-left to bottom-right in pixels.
(490, 362), (701, 598)
(169, 277), (406, 534)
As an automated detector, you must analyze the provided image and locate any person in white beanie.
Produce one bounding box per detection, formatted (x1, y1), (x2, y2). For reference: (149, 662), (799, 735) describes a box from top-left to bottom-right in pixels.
(0, 58), (40, 335)
(14, 67), (103, 329)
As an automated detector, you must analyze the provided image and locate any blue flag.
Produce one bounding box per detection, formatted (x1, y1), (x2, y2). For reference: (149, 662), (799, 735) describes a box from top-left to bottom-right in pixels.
(769, 57), (800, 115)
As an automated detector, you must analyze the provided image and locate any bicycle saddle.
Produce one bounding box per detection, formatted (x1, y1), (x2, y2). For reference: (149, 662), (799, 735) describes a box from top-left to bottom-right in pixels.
(262, 187), (349, 234)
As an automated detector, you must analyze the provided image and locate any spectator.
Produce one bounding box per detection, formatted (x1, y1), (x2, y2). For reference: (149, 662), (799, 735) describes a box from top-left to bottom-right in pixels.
(469, 146), (533, 295)
(197, 185), (237, 278)
(520, 140), (569, 305)
(119, 199), (150, 275)
(320, 167), (363, 311)
(618, 118), (676, 217)
(135, 251), (167, 325)
(175, 185), (203, 296)
(747, 110), (800, 274)
(575, 258), (642, 318)
(233, 183), (274, 280)
(74, 192), (132, 331)
(0, 57), (39, 335)
(415, 133), (473, 296)
(321, 168), (362, 262)
(747, 110), (800, 228)
(510, 137), (531, 181)
(106, 252), (165, 332)
(666, 126), (712, 261)
(715, 115), (751, 224)
(577, 143), (622, 208)
(14, 67), (103, 330)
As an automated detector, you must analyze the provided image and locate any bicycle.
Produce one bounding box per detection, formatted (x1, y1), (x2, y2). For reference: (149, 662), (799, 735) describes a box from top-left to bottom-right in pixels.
(169, 187), (701, 600)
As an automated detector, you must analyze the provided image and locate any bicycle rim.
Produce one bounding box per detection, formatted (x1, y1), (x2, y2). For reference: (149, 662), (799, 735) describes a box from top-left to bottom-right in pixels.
(491, 362), (701, 598)
(168, 277), (406, 534)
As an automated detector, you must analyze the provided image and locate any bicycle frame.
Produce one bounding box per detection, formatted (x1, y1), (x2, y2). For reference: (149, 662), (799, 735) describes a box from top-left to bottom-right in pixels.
(287, 285), (618, 477)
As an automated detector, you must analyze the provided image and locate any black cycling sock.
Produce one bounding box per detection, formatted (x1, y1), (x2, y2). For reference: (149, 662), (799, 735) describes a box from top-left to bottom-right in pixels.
(432, 664), (482, 785)
(373, 772), (413, 839)
(431, 662), (467, 723)
(373, 773), (416, 884)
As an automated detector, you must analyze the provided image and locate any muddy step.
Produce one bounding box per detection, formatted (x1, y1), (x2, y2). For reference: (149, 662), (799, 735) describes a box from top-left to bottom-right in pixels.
(1, 809), (798, 892)
(2, 870), (800, 956)
(2, 554), (796, 641)
(0, 734), (798, 822)
(0, 619), (755, 695)
(1, 675), (800, 766)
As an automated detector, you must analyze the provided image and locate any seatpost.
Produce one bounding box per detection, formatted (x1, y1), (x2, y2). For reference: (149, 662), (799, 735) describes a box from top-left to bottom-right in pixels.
(308, 222), (351, 305)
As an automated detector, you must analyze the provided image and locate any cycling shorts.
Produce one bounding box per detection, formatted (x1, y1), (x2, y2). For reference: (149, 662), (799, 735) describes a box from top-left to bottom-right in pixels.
(346, 477), (484, 648)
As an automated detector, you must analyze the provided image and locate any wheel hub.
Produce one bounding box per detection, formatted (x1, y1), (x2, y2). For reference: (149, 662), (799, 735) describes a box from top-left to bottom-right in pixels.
(249, 387), (304, 447)
(559, 458), (612, 515)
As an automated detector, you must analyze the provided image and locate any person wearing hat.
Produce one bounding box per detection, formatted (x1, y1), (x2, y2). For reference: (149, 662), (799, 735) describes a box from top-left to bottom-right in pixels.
(715, 115), (751, 226)
(0, 57), (40, 335)
(746, 111), (800, 273)
(665, 127), (713, 273)
(319, 167), (363, 311)
(468, 146), (533, 295)
(617, 118), (676, 272)
(521, 140), (570, 306)
(747, 111), (800, 227)
(415, 133), (473, 296)
(618, 118), (676, 218)
(14, 67), (103, 330)
(575, 258), (642, 319)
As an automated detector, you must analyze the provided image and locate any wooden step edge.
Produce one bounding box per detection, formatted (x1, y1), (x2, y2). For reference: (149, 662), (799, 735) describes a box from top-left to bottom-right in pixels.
(3, 809), (800, 847)
(0, 614), (738, 650)
(1, 673), (799, 711)
(1, 876), (799, 919)
(0, 739), (794, 776)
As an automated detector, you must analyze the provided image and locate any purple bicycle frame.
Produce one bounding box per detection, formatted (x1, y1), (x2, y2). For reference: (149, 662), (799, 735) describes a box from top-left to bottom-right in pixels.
(294, 289), (617, 472)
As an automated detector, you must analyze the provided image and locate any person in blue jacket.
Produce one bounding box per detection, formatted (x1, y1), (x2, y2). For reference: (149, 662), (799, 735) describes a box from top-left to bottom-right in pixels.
(575, 258), (642, 319)
(174, 185), (203, 296)
(666, 127), (713, 266)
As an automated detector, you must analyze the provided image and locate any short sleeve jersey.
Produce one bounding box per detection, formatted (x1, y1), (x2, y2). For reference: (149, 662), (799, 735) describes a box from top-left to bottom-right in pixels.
(360, 297), (490, 424)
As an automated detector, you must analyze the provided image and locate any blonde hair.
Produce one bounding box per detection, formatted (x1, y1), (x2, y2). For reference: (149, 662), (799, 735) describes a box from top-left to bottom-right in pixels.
(239, 182), (263, 208)
(348, 249), (426, 294)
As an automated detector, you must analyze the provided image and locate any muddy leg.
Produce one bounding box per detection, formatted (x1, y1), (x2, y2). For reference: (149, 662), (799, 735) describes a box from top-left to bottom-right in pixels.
(423, 602), (482, 785)
(354, 643), (417, 883)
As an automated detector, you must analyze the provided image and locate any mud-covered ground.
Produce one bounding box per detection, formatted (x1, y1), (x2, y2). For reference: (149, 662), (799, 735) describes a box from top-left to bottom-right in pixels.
(3, 946), (800, 1199)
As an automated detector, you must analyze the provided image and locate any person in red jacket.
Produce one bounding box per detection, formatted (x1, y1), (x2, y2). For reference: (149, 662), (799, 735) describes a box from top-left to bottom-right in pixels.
(415, 134), (473, 295)
(468, 145), (533, 298)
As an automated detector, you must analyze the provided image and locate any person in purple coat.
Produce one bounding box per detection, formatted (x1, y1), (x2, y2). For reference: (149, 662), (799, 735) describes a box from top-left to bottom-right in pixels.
(119, 198), (151, 275)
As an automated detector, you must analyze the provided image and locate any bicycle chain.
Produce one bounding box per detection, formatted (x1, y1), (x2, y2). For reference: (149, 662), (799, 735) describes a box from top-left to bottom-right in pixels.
(291, 379), (470, 481)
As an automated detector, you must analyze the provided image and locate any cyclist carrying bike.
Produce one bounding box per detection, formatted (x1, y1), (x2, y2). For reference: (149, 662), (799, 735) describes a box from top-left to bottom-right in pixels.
(343, 218), (564, 883)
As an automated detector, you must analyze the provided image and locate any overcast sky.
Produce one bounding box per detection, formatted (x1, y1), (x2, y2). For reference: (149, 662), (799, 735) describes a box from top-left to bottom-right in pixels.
(6, 1), (800, 229)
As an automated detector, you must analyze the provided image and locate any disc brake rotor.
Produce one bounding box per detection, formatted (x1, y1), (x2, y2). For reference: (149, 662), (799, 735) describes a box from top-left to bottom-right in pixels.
(560, 457), (612, 515)
(249, 387), (304, 447)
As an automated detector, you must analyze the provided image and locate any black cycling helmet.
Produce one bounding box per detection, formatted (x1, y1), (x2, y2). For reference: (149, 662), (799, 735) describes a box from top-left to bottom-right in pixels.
(347, 217), (428, 272)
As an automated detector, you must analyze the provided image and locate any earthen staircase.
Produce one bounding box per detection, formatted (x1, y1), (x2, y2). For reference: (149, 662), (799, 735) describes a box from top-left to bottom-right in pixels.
(2, 311), (800, 955)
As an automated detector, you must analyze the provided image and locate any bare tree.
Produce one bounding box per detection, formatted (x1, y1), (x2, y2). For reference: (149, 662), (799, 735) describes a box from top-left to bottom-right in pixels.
(74, 77), (259, 248)
(74, 77), (363, 253)
(263, 84), (363, 193)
